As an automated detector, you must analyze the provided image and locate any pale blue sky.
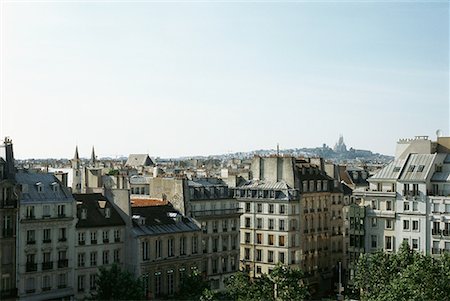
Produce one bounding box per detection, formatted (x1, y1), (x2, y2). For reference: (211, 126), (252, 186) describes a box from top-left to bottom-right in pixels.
(1, 1), (449, 158)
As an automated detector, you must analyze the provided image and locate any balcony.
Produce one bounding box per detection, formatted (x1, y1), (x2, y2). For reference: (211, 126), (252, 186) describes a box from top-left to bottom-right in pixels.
(91, 240), (97, 245)
(58, 259), (68, 268)
(42, 261), (53, 270)
(114, 237), (120, 243)
(25, 215), (35, 220)
(42, 287), (51, 291)
(26, 240), (36, 245)
(25, 289), (36, 294)
(191, 208), (242, 218)
(0, 200), (16, 208)
(57, 284), (67, 289)
(103, 239), (109, 243)
(26, 262), (37, 272)
(58, 237), (67, 242)
(78, 240), (85, 245)
(58, 214), (66, 218)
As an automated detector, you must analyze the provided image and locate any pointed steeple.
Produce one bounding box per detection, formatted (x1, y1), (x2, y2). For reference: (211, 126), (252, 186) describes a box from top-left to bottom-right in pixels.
(91, 146), (96, 165)
(74, 146), (80, 160)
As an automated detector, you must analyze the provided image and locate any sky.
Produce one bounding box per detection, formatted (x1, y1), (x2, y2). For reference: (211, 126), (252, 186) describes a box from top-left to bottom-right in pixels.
(1, 0), (449, 159)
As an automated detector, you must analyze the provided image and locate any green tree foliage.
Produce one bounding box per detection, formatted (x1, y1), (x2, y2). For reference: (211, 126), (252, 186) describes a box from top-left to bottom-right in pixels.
(224, 265), (308, 301)
(354, 242), (450, 301)
(90, 264), (144, 300)
(175, 269), (210, 300)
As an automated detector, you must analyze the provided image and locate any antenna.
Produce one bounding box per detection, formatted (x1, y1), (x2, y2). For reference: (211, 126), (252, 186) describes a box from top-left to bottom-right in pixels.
(436, 129), (442, 138)
(277, 143), (280, 156)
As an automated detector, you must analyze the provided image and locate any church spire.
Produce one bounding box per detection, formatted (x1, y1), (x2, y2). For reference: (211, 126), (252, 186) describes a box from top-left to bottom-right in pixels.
(74, 145), (79, 160)
(91, 146), (96, 165)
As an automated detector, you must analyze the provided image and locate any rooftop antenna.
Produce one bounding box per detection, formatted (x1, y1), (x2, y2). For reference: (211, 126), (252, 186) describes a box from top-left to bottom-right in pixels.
(436, 129), (442, 138)
(277, 143), (280, 156)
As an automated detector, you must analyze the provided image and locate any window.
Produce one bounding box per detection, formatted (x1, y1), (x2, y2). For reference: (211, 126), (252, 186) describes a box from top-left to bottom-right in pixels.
(26, 206), (35, 219)
(156, 239), (162, 258)
(256, 249), (262, 262)
(385, 236), (393, 250)
(90, 252), (97, 266)
(268, 234), (274, 246)
(245, 218), (251, 228)
(386, 200), (392, 211)
(90, 231), (97, 244)
(244, 248), (250, 260)
(167, 272), (174, 295)
(59, 228), (66, 241)
(279, 219), (285, 231)
(103, 230), (109, 243)
(412, 220), (419, 231)
(256, 233), (262, 244)
(142, 241), (149, 261)
(27, 230), (35, 244)
(245, 232), (250, 243)
(154, 272), (162, 296)
(403, 220), (410, 230)
(268, 219), (274, 230)
(269, 204), (274, 214)
(89, 274), (97, 290)
(433, 203), (440, 213)
(105, 208), (111, 218)
(192, 236), (198, 254)
(168, 238), (175, 257)
(279, 235), (285, 247)
(102, 250), (109, 265)
(386, 219), (394, 230)
(446, 204), (450, 213)
(371, 218), (378, 228)
(58, 273), (67, 288)
(404, 201), (410, 211)
(78, 253), (85, 267)
(43, 229), (51, 243)
(256, 218), (263, 229)
(57, 205), (65, 217)
(257, 203), (262, 213)
(371, 200), (377, 210)
(78, 232), (85, 245)
(42, 275), (51, 291)
(245, 202), (251, 213)
(180, 237), (186, 255)
(114, 249), (120, 263)
(81, 208), (87, 219)
(26, 277), (35, 293)
(268, 250), (274, 263)
(114, 230), (120, 242)
(78, 275), (85, 292)
(279, 205), (285, 214)
(279, 252), (285, 264)
(412, 201), (418, 211)
(371, 235), (377, 249)
(412, 238), (419, 250)
(212, 220), (218, 232)
(222, 220), (228, 232)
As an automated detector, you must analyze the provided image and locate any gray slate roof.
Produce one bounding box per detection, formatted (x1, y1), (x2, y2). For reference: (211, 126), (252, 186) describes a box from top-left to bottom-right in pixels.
(131, 205), (200, 236)
(399, 153), (436, 182)
(15, 172), (74, 204)
(238, 180), (291, 190)
(125, 154), (154, 167)
(370, 159), (406, 181)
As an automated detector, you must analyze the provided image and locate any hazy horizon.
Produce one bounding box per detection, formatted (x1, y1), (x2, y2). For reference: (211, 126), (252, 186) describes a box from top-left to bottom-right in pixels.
(1, 1), (449, 159)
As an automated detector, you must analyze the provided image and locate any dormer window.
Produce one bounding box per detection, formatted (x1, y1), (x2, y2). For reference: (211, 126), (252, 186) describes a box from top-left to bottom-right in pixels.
(36, 182), (43, 193)
(105, 208), (111, 218)
(81, 209), (87, 220)
(51, 182), (59, 192)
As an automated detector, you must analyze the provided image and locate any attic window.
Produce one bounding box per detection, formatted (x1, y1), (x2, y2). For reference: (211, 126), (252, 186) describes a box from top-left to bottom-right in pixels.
(105, 208), (111, 218)
(408, 165), (415, 172)
(81, 209), (87, 220)
(51, 182), (59, 192)
(393, 167), (401, 172)
(417, 165), (425, 172)
(36, 182), (43, 193)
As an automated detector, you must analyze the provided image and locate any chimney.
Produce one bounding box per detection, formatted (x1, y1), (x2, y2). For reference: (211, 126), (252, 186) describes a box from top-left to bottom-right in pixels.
(4, 137), (15, 179)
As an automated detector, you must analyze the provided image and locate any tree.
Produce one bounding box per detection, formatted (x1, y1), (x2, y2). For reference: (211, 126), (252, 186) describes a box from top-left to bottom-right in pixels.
(90, 264), (144, 300)
(175, 269), (210, 300)
(224, 265), (308, 301)
(354, 242), (450, 301)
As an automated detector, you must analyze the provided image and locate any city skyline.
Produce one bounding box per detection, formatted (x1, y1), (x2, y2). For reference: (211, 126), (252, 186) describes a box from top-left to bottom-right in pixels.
(1, 1), (449, 159)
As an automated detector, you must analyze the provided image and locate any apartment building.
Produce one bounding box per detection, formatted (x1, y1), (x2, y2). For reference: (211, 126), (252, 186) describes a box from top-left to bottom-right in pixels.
(0, 138), (18, 300)
(236, 156), (343, 294)
(353, 136), (450, 260)
(73, 193), (127, 299)
(188, 178), (241, 290)
(15, 172), (77, 300)
(130, 204), (203, 299)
